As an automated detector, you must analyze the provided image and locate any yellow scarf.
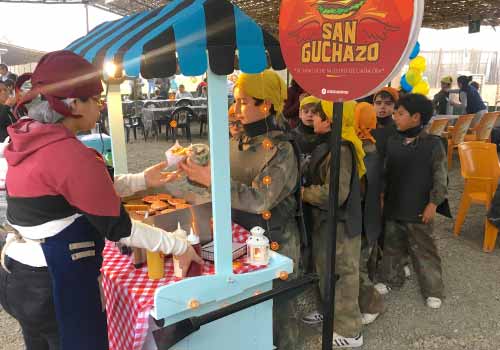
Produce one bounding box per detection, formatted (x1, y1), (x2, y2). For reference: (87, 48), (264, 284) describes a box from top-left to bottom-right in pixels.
(320, 100), (366, 178)
(236, 70), (287, 116)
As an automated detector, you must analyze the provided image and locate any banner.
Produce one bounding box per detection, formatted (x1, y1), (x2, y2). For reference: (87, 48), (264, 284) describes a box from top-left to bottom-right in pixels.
(279, 0), (425, 101)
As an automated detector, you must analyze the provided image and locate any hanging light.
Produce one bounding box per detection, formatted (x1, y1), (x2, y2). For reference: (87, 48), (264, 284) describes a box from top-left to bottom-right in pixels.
(262, 176), (272, 186)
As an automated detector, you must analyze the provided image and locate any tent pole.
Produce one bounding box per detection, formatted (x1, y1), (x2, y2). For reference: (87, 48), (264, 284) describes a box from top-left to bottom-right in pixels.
(206, 68), (233, 276)
(107, 82), (128, 175)
(322, 102), (343, 348)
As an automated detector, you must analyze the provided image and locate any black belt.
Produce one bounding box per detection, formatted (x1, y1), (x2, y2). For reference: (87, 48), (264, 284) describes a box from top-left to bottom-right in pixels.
(4, 255), (48, 272)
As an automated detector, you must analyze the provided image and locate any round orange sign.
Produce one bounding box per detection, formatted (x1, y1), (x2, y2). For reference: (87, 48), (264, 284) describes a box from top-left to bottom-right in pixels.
(279, 0), (424, 102)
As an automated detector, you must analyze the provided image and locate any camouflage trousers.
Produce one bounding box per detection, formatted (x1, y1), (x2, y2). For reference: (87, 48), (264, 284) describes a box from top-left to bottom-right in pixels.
(272, 220), (305, 350)
(378, 220), (444, 299)
(359, 236), (385, 315)
(311, 209), (362, 337)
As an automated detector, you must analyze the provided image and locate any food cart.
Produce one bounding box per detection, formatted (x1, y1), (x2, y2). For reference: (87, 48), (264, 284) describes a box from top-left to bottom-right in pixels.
(65, 0), (308, 349)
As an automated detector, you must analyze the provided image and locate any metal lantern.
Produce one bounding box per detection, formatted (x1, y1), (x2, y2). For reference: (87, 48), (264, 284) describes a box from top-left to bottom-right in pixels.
(246, 226), (270, 266)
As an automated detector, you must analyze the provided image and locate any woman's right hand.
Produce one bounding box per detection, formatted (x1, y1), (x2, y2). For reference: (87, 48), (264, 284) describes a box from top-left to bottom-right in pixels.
(176, 245), (204, 277)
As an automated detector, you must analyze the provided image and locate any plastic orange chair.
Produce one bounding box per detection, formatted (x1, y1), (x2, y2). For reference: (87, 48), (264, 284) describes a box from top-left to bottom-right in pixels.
(427, 118), (449, 136)
(446, 114), (475, 170)
(454, 142), (500, 252)
(464, 112), (500, 142)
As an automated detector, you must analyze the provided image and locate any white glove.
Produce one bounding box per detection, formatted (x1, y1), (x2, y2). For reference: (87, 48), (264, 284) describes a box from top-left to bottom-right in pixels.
(119, 220), (188, 256)
(114, 173), (146, 198)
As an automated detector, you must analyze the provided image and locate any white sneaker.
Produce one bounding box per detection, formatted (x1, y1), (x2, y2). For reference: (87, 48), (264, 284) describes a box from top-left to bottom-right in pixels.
(404, 265), (411, 278)
(426, 297), (442, 309)
(361, 312), (380, 325)
(301, 311), (323, 325)
(332, 332), (363, 348)
(374, 283), (391, 295)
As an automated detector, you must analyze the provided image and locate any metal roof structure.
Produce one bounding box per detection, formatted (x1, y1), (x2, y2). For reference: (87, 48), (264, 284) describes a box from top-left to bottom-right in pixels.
(0, 42), (46, 66)
(2, 0), (500, 33)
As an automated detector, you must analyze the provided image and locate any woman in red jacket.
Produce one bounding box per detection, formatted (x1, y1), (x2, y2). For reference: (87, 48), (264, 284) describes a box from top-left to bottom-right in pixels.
(0, 51), (201, 350)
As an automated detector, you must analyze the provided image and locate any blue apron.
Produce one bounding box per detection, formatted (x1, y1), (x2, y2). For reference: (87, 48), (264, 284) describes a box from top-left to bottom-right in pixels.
(41, 216), (108, 350)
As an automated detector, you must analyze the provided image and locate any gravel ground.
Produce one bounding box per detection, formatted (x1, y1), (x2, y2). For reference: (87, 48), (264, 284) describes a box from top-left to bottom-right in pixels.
(1, 132), (499, 350)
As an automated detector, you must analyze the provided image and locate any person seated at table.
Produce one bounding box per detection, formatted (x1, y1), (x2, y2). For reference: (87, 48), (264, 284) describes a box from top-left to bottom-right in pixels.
(0, 51), (202, 350)
(376, 94), (447, 309)
(451, 75), (487, 127)
(175, 84), (193, 100)
(179, 70), (305, 350)
(371, 87), (399, 158)
(354, 102), (385, 326)
(301, 100), (365, 348)
(433, 76), (453, 115)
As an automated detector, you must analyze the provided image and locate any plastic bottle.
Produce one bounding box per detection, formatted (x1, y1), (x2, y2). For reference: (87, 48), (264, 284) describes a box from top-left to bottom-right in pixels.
(173, 222), (188, 278)
(186, 227), (202, 277)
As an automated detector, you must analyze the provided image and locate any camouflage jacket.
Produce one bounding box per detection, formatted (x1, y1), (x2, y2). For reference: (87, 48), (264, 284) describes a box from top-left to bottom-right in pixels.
(229, 131), (299, 215)
(302, 143), (353, 211)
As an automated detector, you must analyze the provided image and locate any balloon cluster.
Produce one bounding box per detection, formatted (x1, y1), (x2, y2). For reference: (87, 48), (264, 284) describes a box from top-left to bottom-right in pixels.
(400, 42), (430, 96)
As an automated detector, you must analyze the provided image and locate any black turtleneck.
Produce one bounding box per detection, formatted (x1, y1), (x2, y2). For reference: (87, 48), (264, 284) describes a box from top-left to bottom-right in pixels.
(297, 122), (315, 135)
(398, 125), (423, 138)
(243, 115), (278, 137)
(377, 116), (394, 128)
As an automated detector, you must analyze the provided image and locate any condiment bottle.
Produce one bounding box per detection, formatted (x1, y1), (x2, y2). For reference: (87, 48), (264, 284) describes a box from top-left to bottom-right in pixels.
(173, 222), (187, 278)
(146, 249), (164, 280)
(186, 227), (202, 277)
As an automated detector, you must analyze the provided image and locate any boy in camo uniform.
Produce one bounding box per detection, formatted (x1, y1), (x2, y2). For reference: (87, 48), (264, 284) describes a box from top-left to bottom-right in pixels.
(301, 100), (365, 348)
(377, 94), (448, 309)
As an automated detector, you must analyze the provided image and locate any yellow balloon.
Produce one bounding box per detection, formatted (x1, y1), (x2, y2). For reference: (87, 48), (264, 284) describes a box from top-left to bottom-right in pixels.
(406, 68), (422, 86)
(409, 56), (427, 73)
(412, 81), (430, 96)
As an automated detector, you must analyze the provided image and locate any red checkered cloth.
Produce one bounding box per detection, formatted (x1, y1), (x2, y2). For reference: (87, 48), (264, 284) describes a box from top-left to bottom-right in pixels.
(101, 223), (262, 350)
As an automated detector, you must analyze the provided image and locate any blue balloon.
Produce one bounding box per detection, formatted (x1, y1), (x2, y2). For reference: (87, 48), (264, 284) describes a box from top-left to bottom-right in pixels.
(409, 42), (420, 59)
(400, 75), (413, 92)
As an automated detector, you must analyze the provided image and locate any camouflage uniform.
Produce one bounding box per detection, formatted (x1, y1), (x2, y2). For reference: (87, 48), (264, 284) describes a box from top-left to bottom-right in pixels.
(378, 131), (447, 299)
(229, 128), (303, 349)
(303, 143), (362, 338)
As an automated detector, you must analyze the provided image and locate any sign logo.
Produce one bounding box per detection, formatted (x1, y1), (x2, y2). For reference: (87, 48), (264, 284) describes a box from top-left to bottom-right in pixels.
(279, 0), (424, 102)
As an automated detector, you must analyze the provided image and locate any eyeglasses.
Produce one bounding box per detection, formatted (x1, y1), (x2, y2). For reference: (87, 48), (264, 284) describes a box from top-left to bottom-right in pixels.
(229, 120), (242, 128)
(90, 96), (104, 107)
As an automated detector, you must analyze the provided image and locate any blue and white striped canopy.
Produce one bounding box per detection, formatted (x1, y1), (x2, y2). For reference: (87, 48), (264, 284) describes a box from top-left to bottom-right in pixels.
(65, 0), (285, 78)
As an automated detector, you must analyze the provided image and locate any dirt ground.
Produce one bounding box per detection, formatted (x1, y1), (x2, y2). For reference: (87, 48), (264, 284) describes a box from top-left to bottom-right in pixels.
(1, 132), (500, 350)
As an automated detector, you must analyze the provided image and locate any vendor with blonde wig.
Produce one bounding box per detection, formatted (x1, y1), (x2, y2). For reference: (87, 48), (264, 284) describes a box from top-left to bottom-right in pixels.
(180, 70), (304, 349)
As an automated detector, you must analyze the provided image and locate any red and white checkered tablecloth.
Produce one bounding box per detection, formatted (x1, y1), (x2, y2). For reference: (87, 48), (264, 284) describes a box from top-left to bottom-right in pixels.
(101, 223), (262, 350)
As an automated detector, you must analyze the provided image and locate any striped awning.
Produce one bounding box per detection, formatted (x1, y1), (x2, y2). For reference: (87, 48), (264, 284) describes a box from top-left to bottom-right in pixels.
(65, 0), (285, 78)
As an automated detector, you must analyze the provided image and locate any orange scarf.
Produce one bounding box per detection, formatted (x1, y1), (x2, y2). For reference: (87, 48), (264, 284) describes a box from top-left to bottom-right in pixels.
(354, 102), (377, 144)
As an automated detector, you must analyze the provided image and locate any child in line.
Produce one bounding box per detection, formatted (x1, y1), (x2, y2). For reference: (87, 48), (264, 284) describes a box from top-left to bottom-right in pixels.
(354, 102), (385, 325)
(377, 94), (448, 309)
(301, 100), (365, 348)
(371, 87), (399, 158)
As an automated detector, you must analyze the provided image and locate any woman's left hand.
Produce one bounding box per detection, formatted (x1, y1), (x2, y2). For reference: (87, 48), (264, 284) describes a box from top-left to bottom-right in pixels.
(178, 159), (211, 187)
(144, 161), (176, 188)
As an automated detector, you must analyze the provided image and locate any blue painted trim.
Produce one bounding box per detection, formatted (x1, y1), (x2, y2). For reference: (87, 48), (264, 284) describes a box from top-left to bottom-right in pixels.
(121, 0), (204, 77)
(206, 68), (232, 276)
(83, 10), (152, 62)
(153, 252), (293, 321)
(233, 6), (267, 74)
(173, 5), (208, 76)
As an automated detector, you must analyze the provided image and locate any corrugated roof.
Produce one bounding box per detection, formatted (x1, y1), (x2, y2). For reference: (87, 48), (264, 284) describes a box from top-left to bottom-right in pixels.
(0, 42), (46, 66)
